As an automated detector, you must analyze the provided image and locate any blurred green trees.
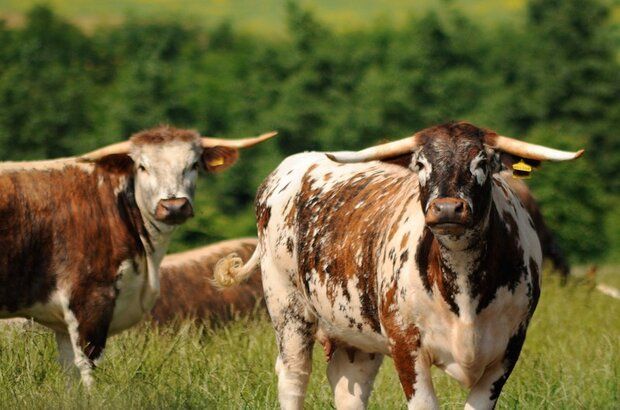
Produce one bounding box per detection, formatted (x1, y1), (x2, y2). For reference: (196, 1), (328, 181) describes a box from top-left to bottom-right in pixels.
(0, 0), (617, 261)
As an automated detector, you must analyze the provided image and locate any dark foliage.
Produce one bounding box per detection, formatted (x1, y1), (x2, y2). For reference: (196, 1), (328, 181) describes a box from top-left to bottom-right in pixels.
(0, 0), (617, 261)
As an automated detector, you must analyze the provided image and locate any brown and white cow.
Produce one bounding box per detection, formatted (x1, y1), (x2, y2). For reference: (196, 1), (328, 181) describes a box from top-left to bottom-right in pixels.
(151, 237), (262, 324)
(214, 122), (582, 409)
(0, 125), (275, 386)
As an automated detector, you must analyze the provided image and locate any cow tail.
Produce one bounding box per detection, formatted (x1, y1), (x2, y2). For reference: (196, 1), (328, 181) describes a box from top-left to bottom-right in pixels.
(213, 243), (261, 288)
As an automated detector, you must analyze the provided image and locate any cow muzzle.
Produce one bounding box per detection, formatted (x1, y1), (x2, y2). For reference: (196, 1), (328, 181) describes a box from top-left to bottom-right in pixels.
(155, 197), (194, 225)
(425, 198), (472, 235)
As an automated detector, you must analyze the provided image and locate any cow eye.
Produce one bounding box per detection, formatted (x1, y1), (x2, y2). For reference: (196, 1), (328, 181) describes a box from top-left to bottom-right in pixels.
(477, 160), (487, 171)
(191, 161), (199, 171)
(415, 161), (425, 171)
(138, 165), (146, 172)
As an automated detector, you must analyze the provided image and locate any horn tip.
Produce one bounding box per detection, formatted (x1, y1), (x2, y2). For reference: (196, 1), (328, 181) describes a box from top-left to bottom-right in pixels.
(575, 149), (585, 159)
(256, 131), (278, 142)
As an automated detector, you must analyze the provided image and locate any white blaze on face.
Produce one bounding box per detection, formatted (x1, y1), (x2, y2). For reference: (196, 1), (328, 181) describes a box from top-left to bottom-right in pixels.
(469, 151), (488, 185)
(411, 152), (432, 187)
(131, 141), (202, 221)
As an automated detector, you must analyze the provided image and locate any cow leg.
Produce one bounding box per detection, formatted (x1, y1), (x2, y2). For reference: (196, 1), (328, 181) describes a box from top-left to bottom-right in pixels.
(55, 331), (75, 372)
(390, 339), (438, 410)
(61, 287), (115, 388)
(465, 327), (527, 410)
(271, 302), (315, 410)
(263, 262), (316, 409)
(326, 348), (383, 410)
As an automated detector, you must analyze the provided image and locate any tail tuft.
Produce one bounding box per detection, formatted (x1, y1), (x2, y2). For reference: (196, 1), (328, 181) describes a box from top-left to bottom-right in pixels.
(213, 253), (244, 288)
(213, 243), (261, 288)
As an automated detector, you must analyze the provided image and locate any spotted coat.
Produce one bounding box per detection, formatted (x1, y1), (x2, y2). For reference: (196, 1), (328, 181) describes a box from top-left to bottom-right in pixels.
(252, 123), (542, 409)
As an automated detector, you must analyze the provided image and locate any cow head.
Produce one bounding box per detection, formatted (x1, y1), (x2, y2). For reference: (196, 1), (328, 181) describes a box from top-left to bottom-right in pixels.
(81, 126), (276, 229)
(327, 122), (583, 240)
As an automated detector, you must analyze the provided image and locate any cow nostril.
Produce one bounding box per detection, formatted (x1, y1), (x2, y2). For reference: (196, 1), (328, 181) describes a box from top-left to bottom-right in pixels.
(454, 201), (464, 214)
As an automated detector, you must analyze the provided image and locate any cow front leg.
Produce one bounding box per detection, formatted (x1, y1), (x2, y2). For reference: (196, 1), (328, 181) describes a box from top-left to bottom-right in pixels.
(465, 327), (527, 410)
(390, 330), (438, 410)
(327, 347), (383, 409)
(61, 287), (116, 388)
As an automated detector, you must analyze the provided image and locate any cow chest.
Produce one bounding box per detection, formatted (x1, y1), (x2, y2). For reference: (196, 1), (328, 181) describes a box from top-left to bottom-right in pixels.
(108, 257), (149, 335)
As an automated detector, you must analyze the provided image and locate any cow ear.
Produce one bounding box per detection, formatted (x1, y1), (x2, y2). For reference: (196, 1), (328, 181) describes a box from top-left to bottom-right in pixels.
(380, 153), (414, 169)
(202, 146), (239, 173)
(93, 154), (135, 174)
(498, 153), (541, 173)
(484, 149), (503, 174)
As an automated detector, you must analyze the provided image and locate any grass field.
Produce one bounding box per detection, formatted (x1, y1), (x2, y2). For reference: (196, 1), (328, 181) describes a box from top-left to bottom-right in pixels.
(0, 266), (618, 409)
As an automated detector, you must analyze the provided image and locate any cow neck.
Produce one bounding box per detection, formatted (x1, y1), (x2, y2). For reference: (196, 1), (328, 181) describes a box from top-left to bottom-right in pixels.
(119, 178), (175, 313)
(417, 207), (491, 319)
(437, 230), (486, 319)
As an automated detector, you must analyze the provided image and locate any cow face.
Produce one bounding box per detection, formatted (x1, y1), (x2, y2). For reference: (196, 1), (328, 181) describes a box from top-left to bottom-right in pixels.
(327, 121), (582, 241)
(84, 126), (276, 229)
(410, 123), (500, 237)
(128, 127), (240, 228)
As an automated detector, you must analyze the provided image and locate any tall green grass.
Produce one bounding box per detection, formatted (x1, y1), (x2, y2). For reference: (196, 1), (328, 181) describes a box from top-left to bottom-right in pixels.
(0, 269), (618, 409)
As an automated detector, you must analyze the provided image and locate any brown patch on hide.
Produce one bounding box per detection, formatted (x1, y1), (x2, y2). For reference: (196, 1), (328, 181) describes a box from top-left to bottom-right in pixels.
(151, 239), (262, 324)
(400, 232), (410, 250)
(380, 282), (421, 400)
(0, 161), (147, 362)
(292, 163), (417, 333)
(256, 203), (272, 234)
(130, 125), (200, 146)
(415, 227), (460, 315)
(390, 325), (421, 400)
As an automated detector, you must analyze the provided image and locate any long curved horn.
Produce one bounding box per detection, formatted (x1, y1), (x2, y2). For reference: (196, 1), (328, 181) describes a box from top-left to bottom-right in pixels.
(80, 141), (132, 161)
(488, 135), (584, 161)
(326, 135), (419, 163)
(201, 131), (277, 149)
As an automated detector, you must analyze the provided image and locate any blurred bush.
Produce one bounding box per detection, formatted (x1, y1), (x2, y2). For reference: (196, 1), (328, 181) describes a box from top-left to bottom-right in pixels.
(0, 0), (617, 262)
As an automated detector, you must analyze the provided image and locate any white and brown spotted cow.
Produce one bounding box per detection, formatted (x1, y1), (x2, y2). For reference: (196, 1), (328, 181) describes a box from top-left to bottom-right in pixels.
(0, 126), (275, 386)
(215, 122), (582, 409)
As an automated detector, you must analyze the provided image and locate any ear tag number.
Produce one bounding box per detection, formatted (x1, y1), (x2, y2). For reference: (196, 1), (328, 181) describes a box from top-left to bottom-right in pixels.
(512, 159), (532, 179)
(208, 157), (225, 167)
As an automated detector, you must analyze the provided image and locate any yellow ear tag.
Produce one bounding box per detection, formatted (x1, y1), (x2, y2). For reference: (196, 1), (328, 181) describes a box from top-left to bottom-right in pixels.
(512, 159), (532, 179)
(207, 157), (225, 167)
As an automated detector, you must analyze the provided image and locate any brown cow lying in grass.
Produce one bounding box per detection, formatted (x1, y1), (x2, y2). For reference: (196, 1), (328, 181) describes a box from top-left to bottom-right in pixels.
(152, 238), (262, 324)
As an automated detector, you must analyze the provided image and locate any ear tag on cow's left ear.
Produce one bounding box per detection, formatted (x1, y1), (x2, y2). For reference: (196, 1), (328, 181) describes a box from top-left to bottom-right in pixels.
(207, 157), (225, 167)
(512, 159), (532, 179)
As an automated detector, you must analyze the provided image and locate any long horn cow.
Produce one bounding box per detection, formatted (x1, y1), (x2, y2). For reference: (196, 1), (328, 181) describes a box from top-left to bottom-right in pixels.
(215, 122), (582, 409)
(0, 125), (275, 386)
(151, 238), (262, 324)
